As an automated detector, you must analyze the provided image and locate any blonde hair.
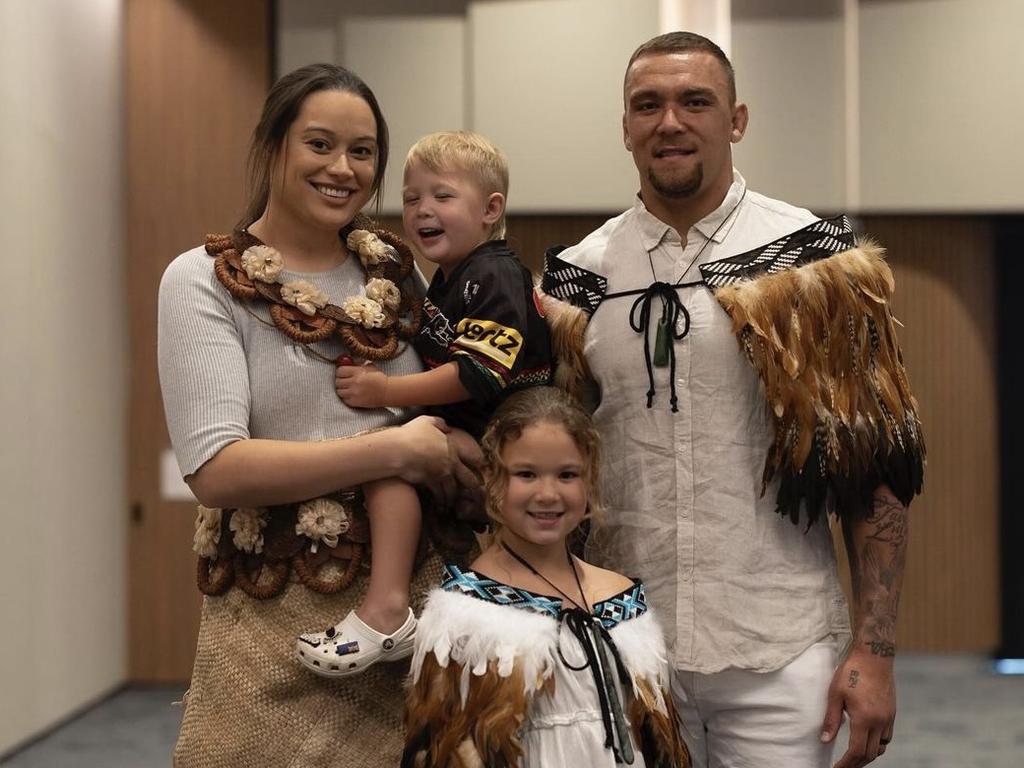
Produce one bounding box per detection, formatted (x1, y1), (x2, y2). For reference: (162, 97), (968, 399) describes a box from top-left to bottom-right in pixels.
(405, 130), (509, 240)
(480, 387), (604, 532)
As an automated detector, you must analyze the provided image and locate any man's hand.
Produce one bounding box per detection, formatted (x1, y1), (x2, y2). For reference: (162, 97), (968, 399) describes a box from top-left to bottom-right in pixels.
(336, 361), (388, 408)
(821, 649), (895, 767)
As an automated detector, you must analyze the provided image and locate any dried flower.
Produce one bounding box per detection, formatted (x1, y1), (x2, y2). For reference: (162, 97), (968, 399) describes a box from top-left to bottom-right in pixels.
(365, 278), (401, 311)
(280, 279), (328, 316)
(295, 497), (350, 553)
(347, 229), (394, 266)
(342, 295), (386, 329)
(192, 505), (222, 558)
(240, 245), (284, 283)
(229, 507), (268, 554)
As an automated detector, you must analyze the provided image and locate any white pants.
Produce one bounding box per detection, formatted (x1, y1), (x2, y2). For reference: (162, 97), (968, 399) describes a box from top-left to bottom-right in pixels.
(670, 639), (839, 768)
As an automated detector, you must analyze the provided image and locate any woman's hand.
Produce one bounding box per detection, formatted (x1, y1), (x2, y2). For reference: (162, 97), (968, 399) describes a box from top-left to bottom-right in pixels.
(394, 417), (482, 504)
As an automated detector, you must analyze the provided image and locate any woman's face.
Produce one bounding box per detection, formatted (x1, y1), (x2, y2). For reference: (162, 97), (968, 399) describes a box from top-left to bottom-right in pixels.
(269, 89), (378, 233)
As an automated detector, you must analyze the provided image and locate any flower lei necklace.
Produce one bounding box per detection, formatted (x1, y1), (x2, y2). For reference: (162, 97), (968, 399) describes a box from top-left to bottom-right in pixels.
(205, 213), (423, 362)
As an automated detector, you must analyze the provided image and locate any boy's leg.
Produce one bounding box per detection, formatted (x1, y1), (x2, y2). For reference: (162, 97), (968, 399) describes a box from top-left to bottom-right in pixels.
(357, 477), (422, 634)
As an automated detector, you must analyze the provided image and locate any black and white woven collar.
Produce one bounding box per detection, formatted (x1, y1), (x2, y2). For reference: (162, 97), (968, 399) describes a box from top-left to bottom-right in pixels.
(541, 214), (856, 315)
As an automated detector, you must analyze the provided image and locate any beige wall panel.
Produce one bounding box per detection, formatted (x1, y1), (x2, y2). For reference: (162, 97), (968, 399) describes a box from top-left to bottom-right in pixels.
(859, 0), (1024, 211)
(344, 16), (467, 214)
(127, 0), (269, 682)
(0, 0), (126, 753)
(832, 216), (1000, 651)
(470, 0), (659, 212)
(731, 2), (846, 211)
(276, 0), (469, 78)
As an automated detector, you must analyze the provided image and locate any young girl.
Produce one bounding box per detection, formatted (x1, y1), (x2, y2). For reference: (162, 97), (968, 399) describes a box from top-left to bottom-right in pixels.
(401, 387), (691, 768)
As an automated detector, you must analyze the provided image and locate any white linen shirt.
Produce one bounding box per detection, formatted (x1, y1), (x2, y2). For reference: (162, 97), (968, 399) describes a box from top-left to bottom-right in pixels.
(560, 171), (851, 673)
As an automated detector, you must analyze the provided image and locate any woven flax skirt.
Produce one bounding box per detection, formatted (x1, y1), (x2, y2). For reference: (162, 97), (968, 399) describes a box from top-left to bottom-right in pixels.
(174, 554), (444, 768)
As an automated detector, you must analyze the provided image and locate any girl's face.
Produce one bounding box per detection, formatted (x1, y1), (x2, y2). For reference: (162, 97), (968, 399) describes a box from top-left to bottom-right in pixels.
(269, 89), (377, 234)
(496, 421), (589, 555)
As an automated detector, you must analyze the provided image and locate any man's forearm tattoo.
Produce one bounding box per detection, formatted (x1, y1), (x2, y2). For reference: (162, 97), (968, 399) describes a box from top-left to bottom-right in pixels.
(866, 496), (908, 547)
(848, 669), (860, 688)
(847, 492), (908, 658)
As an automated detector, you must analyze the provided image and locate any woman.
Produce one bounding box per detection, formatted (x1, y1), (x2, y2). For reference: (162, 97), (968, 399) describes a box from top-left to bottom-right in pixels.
(158, 64), (479, 767)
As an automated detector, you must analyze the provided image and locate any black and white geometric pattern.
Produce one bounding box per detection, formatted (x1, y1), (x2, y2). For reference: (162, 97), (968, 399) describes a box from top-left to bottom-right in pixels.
(541, 247), (609, 316)
(440, 563), (648, 628)
(699, 215), (856, 288)
(593, 582), (647, 629)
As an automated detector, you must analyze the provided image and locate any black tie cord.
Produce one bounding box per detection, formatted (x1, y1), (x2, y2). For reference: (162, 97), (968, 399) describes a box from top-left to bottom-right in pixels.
(557, 608), (636, 765)
(500, 542), (636, 764)
(605, 281), (693, 412)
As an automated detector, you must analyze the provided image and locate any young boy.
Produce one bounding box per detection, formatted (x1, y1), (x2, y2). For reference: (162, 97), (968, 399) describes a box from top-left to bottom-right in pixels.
(297, 131), (552, 678)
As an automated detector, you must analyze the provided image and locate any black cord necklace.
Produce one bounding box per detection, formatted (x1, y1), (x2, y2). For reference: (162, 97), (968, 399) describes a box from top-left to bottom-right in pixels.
(603, 189), (747, 412)
(500, 541), (636, 765)
(500, 540), (590, 612)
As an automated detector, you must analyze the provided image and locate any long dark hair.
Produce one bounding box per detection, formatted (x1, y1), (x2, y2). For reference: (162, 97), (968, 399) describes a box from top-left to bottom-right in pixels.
(237, 63), (389, 229)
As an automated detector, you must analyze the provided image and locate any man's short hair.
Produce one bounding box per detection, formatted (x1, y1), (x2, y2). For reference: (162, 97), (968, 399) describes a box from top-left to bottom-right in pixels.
(625, 31), (736, 104)
(405, 130), (509, 239)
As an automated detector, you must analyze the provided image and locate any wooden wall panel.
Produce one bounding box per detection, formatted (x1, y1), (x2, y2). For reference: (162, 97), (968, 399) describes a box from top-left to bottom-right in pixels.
(127, 0), (269, 681)
(854, 216), (1000, 651)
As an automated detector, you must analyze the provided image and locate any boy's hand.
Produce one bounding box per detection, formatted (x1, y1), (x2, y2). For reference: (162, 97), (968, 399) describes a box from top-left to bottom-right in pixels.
(336, 360), (388, 408)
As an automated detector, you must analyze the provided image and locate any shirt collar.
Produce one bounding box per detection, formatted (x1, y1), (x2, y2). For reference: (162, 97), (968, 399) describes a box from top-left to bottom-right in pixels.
(632, 169), (747, 252)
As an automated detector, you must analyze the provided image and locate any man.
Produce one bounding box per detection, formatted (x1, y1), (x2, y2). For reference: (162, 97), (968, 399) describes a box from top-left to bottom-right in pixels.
(541, 32), (923, 768)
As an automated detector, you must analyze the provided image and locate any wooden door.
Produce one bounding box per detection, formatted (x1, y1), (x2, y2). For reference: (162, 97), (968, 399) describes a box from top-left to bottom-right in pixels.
(126, 0), (270, 681)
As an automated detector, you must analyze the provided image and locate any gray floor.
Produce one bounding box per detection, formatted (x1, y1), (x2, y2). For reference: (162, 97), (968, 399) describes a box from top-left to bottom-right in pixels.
(2, 655), (1022, 766)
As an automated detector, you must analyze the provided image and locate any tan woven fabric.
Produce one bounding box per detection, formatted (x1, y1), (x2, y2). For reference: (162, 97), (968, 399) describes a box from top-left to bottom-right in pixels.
(174, 554), (444, 768)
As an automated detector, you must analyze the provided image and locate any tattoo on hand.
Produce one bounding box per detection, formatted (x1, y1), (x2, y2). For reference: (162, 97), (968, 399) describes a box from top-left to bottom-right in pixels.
(848, 669), (860, 688)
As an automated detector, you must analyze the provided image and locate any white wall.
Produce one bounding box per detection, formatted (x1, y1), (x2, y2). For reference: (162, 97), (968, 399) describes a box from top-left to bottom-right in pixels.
(470, 0), (659, 212)
(0, 0), (126, 755)
(732, 0), (846, 212)
(859, 0), (1024, 211)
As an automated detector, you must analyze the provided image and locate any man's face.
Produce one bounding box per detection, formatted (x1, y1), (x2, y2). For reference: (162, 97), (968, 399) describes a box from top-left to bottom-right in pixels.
(623, 51), (747, 209)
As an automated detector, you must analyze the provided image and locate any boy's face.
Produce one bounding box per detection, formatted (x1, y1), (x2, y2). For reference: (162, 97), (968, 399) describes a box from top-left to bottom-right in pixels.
(401, 162), (503, 274)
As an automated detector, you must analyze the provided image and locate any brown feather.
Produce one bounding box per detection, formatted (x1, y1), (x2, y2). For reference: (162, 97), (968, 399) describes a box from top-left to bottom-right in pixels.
(535, 286), (593, 401)
(713, 242), (925, 522)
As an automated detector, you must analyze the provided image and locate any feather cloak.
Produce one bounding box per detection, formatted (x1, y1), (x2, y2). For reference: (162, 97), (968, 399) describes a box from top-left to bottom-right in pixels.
(712, 241), (924, 524)
(540, 231), (925, 526)
(402, 589), (689, 768)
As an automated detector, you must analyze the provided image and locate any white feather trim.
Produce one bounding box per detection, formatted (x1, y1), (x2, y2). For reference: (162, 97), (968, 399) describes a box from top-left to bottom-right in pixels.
(410, 588), (674, 712)
(410, 589), (558, 704)
(608, 609), (672, 711)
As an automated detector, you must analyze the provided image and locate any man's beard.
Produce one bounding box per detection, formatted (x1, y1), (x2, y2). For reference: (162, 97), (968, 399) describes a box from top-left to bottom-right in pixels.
(649, 163), (702, 199)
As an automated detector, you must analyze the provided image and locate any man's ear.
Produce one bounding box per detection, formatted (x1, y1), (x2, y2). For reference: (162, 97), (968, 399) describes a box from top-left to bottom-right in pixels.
(623, 112), (632, 151)
(731, 102), (749, 143)
(484, 192), (505, 225)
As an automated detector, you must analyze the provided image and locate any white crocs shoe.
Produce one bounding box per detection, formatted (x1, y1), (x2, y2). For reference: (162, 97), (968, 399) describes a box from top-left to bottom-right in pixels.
(296, 609), (417, 678)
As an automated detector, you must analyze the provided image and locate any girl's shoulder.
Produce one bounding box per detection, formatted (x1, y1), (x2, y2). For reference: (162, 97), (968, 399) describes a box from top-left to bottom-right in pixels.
(579, 560), (639, 602)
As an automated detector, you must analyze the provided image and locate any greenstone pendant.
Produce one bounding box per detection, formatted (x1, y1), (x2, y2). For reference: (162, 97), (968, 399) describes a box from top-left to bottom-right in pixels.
(653, 314), (671, 367)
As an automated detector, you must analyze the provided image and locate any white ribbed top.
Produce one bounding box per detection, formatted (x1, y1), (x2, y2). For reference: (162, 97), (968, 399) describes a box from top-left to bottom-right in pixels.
(157, 244), (424, 477)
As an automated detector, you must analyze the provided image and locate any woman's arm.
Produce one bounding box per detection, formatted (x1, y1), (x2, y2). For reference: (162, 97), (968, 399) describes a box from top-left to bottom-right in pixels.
(187, 415), (478, 508)
(159, 251), (481, 511)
